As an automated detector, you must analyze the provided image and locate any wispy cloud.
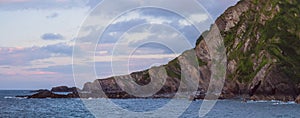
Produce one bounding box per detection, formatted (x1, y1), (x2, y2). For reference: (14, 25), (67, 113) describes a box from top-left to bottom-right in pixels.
(0, 43), (72, 66)
(46, 12), (59, 19)
(0, 0), (88, 10)
(0, 0), (32, 4)
(41, 33), (64, 40)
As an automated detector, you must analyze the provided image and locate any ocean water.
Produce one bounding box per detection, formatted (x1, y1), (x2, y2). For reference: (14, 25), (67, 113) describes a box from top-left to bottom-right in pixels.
(1, 90), (300, 118)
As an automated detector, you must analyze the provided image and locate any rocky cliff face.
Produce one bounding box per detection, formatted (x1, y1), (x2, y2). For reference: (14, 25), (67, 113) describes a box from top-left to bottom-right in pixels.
(82, 0), (300, 101)
(216, 0), (300, 101)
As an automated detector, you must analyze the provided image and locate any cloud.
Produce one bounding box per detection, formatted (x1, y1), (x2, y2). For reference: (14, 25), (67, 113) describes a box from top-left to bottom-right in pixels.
(112, 10), (173, 25)
(189, 14), (209, 23)
(29, 64), (73, 74)
(112, 24), (197, 55)
(46, 12), (59, 19)
(0, 0), (88, 10)
(41, 43), (73, 55)
(0, 47), (50, 66)
(0, 65), (74, 90)
(0, 43), (73, 66)
(0, 69), (57, 76)
(77, 8), (203, 47)
(85, 0), (102, 9)
(122, 31), (153, 44)
(41, 33), (64, 40)
(0, 0), (31, 4)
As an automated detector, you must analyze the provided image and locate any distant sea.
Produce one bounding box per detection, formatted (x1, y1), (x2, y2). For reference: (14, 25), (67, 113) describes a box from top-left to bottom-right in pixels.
(1, 90), (300, 118)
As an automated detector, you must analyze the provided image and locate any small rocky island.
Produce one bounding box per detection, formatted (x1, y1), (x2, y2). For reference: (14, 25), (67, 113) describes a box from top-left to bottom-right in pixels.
(17, 86), (80, 98)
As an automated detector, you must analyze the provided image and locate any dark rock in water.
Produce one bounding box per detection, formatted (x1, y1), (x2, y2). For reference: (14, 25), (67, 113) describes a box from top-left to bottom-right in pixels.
(30, 90), (66, 98)
(51, 86), (78, 92)
(16, 86), (81, 98)
(295, 95), (300, 104)
(30, 90), (62, 98)
(17, 90), (79, 98)
(30, 89), (49, 93)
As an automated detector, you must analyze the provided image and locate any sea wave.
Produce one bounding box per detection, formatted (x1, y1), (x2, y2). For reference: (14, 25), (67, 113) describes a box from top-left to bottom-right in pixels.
(246, 100), (296, 104)
(4, 96), (27, 99)
(272, 101), (296, 105)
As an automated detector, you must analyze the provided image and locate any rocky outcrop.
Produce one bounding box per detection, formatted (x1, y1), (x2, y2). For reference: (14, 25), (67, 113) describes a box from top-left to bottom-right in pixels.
(215, 0), (251, 32)
(80, 0), (300, 102)
(248, 65), (298, 101)
(30, 89), (49, 93)
(17, 86), (80, 99)
(51, 86), (78, 92)
(295, 95), (300, 104)
(17, 90), (79, 99)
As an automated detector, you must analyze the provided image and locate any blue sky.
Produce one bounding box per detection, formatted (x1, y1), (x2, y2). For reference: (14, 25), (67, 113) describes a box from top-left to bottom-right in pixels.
(0, 0), (239, 90)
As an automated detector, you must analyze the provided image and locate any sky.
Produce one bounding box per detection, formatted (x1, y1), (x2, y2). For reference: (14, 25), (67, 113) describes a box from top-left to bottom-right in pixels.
(0, 0), (239, 90)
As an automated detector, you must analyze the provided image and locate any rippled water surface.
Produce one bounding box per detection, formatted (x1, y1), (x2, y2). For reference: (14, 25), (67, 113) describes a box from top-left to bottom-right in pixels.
(1, 90), (300, 118)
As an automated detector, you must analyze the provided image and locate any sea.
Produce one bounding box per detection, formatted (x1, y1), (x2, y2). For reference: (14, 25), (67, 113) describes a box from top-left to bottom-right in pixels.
(0, 90), (300, 118)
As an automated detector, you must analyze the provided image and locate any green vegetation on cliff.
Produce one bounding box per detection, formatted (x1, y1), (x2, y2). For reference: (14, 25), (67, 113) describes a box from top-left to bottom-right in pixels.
(222, 0), (300, 83)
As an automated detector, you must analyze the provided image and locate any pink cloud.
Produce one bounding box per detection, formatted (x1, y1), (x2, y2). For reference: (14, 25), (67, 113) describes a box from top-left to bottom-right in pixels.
(0, 47), (47, 66)
(0, 0), (71, 4)
(1, 69), (57, 76)
(55, 0), (68, 2)
(29, 71), (57, 75)
(0, 0), (32, 3)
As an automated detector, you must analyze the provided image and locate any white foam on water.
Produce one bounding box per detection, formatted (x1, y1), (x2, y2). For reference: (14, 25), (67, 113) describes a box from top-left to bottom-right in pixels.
(4, 96), (15, 99)
(4, 96), (27, 99)
(246, 100), (296, 104)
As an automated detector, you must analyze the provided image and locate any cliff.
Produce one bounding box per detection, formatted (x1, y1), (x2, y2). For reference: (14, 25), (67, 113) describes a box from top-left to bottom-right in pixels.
(81, 0), (300, 102)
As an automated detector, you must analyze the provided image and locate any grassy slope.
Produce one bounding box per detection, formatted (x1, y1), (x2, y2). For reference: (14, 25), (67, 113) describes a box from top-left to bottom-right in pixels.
(222, 0), (300, 83)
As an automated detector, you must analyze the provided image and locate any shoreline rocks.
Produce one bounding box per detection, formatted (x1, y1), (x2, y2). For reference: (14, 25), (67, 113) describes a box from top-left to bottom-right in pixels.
(17, 86), (80, 99)
(17, 90), (79, 99)
(30, 89), (49, 93)
(16, 85), (300, 104)
(51, 86), (78, 93)
(295, 95), (300, 104)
